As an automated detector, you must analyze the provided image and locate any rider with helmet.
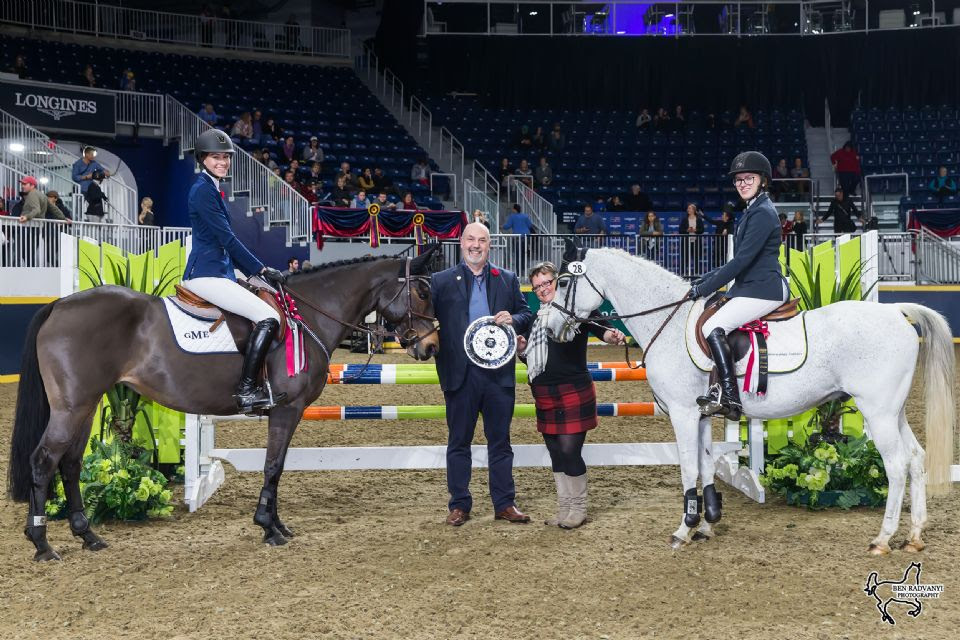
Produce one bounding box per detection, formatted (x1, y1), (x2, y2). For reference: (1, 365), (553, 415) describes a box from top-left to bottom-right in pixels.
(181, 128), (288, 414)
(687, 151), (788, 420)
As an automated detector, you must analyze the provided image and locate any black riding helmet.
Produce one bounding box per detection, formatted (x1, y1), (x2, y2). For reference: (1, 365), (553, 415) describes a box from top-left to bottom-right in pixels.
(194, 128), (235, 164)
(728, 151), (772, 179)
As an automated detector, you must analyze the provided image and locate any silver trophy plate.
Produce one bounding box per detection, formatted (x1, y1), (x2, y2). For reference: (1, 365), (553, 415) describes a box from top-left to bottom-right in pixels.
(464, 316), (517, 369)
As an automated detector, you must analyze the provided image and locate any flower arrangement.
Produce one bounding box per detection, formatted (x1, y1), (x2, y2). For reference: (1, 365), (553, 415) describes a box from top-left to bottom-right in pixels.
(760, 436), (889, 509)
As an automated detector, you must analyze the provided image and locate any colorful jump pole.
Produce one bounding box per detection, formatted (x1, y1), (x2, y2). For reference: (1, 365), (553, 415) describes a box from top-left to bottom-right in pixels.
(300, 402), (658, 421)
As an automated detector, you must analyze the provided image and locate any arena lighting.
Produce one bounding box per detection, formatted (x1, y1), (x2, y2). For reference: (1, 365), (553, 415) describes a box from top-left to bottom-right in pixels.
(38, 177), (49, 185)
(9, 142), (24, 152)
(664, 13), (674, 18)
(529, 10), (537, 16)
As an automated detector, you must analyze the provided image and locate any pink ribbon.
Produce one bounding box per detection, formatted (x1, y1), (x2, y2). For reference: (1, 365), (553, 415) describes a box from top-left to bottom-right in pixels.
(275, 292), (308, 377)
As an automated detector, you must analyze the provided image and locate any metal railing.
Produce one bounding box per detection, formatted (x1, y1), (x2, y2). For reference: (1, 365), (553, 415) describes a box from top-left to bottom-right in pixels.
(915, 228), (960, 284)
(164, 95), (312, 241)
(863, 172), (909, 224)
(463, 178), (499, 229)
(115, 91), (165, 129)
(509, 176), (556, 235)
(1, 0), (350, 58)
(437, 127), (465, 189)
(0, 156), (79, 209)
(409, 96), (433, 149)
(783, 231), (920, 282)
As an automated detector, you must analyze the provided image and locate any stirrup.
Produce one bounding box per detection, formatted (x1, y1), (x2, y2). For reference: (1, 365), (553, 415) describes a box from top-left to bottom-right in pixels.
(234, 381), (286, 415)
(696, 383), (723, 415)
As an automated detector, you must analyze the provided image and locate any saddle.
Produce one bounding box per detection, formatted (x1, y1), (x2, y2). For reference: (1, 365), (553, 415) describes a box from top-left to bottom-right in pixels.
(694, 293), (800, 360)
(169, 280), (287, 350)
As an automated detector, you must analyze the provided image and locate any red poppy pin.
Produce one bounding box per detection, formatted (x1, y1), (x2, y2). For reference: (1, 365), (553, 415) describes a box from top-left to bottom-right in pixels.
(220, 190), (225, 199)
(490, 267), (500, 277)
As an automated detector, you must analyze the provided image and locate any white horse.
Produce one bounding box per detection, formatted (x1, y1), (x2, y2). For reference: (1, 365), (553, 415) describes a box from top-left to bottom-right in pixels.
(543, 244), (955, 554)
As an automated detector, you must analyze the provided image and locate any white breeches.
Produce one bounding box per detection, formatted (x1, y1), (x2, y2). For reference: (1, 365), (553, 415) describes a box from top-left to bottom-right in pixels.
(181, 277), (279, 324)
(702, 284), (788, 337)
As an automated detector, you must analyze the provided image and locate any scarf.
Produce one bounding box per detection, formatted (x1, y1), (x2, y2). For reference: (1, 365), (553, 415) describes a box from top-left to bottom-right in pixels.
(525, 306), (553, 383)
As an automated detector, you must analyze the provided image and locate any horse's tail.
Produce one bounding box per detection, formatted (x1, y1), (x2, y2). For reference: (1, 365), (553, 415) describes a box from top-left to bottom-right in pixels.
(7, 301), (58, 503)
(897, 302), (955, 496)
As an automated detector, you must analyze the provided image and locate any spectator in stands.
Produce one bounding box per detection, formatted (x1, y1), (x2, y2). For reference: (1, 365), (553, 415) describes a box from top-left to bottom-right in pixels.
(674, 105), (686, 131)
(283, 170), (300, 192)
(830, 141), (861, 197)
(339, 161), (358, 192)
(778, 213), (794, 242)
(285, 14), (302, 50)
(138, 197), (155, 226)
(302, 136), (324, 164)
(200, 5), (215, 46)
(299, 181), (319, 204)
(817, 188), (859, 233)
(46, 191), (72, 220)
(534, 156), (553, 187)
(702, 203), (736, 236)
(471, 209), (490, 229)
(373, 167), (394, 194)
(18, 176), (71, 267)
(790, 157), (810, 195)
(607, 195), (627, 212)
(653, 107), (671, 131)
(82, 64), (97, 88)
(331, 176), (351, 207)
(10, 53), (28, 79)
(231, 112), (253, 141)
(592, 196), (608, 213)
(119, 69), (136, 91)
(574, 205), (605, 235)
(71, 146), (110, 196)
(284, 257), (300, 276)
(289, 159), (302, 173)
(498, 157), (513, 191)
(636, 108), (652, 130)
(358, 167), (375, 192)
(640, 210), (664, 258)
(281, 136), (296, 163)
(351, 190), (370, 209)
(258, 149), (277, 171)
(516, 159), (533, 188)
(679, 203), (705, 235)
(791, 211), (808, 248)
(376, 191), (397, 210)
(262, 116), (282, 143)
(734, 105), (755, 129)
(504, 203), (534, 236)
(624, 184), (652, 212)
(398, 191), (418, 211)
(929, 166), (957, 201)
(771, 158), (790, 201)
(411, 158), (431, 187)
(307, 161), (323, 184)
(532, 126), (547, 149)
(251, 109), (263, 142)
(548, 123), (566, 152)
(198, 104), (218, 125)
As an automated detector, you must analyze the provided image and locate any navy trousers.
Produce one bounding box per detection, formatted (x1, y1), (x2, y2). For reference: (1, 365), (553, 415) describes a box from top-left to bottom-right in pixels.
(444, 365), (516, 513)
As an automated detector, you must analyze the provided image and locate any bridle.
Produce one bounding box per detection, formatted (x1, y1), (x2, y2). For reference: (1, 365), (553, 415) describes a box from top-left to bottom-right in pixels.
(548, 256), (690, 368)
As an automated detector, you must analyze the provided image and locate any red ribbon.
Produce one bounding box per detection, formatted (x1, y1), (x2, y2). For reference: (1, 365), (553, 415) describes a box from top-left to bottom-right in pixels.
(739, 320), (770, 394)
(275, 292), (308, 376)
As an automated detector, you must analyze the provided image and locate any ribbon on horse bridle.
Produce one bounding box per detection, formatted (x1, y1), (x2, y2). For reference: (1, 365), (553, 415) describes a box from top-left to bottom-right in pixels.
(549, 269), (690, 369)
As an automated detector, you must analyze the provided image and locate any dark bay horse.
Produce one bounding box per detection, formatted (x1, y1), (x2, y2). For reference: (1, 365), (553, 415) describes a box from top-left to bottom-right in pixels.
(8, 248), (440, 561)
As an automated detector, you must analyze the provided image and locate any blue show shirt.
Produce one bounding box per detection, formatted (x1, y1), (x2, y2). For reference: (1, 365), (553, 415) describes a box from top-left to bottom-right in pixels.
(468, 269), (491, 323)
(504, 212), (533, 235)
(71, 158), (106, 194)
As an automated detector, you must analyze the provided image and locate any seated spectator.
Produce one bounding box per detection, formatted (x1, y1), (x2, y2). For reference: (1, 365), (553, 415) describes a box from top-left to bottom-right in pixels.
(504, 204), (534, 236)
(372, 167), (394, 194)
(471, 209), (490, 228)
(673, 105), (686, 130)
(258, 148), (277, 170)
(302, 136), (324, 164)
(636, 108), (652, 130)
(280, 136), (296, 163)
(231, 112), (253, 140)
(517, 125), (533, 148)
(338, 161), (358, 192)
(308, 161), (323, 184)
(574, 205), (605, 235)
(375, 191), (397, 210)
(498, 157), (513, 190)
(679, 203), (705, 235)
(734, 105), (755, 129)
(534, 156), (553, 187)
(10, 53), (28, 79)
(138, 197), (155, 226)
(262, 116), (282, 142)
(358, 167), (375, 191)
(283, 170), (300, 192)
(653, 107), (671, 131)
(46, 191), (72, 220)
(548, 123), (566, 152)
(607, 195), (627, 212)
(331, 176), (351, 206)
(411, 158), (431, 187)
(288, 159), (301, 174)
(532, 126), (546, 149)
(198, 103), (218, 125)
(790, 157), (810, 194)
(119, 69), (136, 91)
(351, 190), (370, 209)
(82, 64), (97, 88)
(398, 191), (418, 211)
(771, 158), (790, 200)
(247, 109), (262, 142)
(301, 182), (320, 204)
(515, 159), (533, 188)
(929, 166), (958, 200)
(592, 196), (607, 213)
(623, 184), (652, 211)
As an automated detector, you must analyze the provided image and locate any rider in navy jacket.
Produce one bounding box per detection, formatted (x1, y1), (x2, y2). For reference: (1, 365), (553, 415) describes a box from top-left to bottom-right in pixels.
(688, 151), (787, 420)
(181, 128), (288, 414)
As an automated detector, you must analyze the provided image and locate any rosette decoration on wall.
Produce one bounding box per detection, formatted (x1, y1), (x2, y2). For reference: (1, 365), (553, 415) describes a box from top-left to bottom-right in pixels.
(312, 204), (468, 252)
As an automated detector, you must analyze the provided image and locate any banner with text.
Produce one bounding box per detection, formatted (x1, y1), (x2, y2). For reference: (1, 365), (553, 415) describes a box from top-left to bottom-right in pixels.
(0, 79), (116, 136)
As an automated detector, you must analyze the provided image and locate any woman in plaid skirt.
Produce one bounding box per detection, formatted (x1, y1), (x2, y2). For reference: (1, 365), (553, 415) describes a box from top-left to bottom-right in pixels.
(518, 262), (626, 529)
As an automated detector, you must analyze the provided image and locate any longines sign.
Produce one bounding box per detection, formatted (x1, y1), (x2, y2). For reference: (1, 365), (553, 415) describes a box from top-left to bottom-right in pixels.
(0, 79), (116, 136)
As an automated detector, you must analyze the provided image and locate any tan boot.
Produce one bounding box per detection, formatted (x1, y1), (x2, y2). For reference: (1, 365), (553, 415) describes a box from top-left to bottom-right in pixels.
(544, 472), (570, 526)
(558, 473), (587, 529)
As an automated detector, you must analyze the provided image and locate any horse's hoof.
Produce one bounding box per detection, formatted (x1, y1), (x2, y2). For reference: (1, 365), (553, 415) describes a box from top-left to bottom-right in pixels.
(669, 535), (690, 550)
(868, 543), (891, 556)
(276, 522), (295, 538)
(263, 530), (288, 547)
(83, 538), (109, 552)
(692, 530), (713, 542)
(33, 548), (62, 562)
(901, 540), (925, 553)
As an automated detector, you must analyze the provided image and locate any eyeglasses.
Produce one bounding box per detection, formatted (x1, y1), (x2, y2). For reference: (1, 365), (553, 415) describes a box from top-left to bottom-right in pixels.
(733, 175), (757, 186)
(532, 279), (555, 293)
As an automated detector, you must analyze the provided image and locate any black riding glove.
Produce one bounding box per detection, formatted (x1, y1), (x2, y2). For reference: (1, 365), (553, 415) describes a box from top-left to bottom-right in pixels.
(260, 267), (286, 286)
(687, 285), (700, 301)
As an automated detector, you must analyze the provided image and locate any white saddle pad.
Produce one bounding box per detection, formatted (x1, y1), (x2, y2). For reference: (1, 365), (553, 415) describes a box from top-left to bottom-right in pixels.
(684, 299), (808, 376)
(163, 298), (238, 354)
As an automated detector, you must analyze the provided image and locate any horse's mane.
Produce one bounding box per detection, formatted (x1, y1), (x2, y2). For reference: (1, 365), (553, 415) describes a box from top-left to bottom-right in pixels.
(288, 254), (395, 279)
(590, 247), (688, 288)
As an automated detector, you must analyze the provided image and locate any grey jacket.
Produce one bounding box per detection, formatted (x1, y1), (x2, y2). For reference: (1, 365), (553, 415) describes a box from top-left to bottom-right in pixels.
(696, 192), (786, 301)
(21, 189), (68, 221)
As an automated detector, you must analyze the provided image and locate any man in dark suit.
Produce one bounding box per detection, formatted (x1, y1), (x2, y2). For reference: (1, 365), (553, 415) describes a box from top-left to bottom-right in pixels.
(432, 223), (534, 526)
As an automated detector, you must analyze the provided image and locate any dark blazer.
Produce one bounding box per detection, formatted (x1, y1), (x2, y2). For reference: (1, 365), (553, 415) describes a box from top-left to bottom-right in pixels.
(184, 172), (264, 281)
(678, 215), (704, 235)
(696, 192), (785, 301)
(432, 262), (533, 392)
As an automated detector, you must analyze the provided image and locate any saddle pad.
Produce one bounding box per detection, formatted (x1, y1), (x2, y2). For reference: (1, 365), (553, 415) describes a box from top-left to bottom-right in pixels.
(163, 298), (238, 355)
(684, 299), (808, 375)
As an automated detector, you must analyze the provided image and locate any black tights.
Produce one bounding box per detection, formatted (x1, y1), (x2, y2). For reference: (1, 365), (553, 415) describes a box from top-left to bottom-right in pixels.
(542, 432), (587, 476)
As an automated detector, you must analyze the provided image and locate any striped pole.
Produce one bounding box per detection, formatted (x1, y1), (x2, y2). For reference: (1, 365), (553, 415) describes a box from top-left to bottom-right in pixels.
(328, 361), (641, 373)
(326, 366), (647, 384)
(300, 402), (658, 421)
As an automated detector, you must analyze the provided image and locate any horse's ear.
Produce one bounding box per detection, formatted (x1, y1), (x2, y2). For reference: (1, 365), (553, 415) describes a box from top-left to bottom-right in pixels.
(562, 238), (579, 263)
(409, 243), (441, 275)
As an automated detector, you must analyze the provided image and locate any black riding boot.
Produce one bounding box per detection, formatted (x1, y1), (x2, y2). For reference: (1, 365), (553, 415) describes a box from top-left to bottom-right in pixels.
(696, 328), (742, 421)
(234, 318), (286, 415)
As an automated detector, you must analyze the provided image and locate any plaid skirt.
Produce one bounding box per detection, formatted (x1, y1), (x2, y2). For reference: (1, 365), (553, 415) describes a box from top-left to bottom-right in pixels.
(530, 379), (598, 435)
